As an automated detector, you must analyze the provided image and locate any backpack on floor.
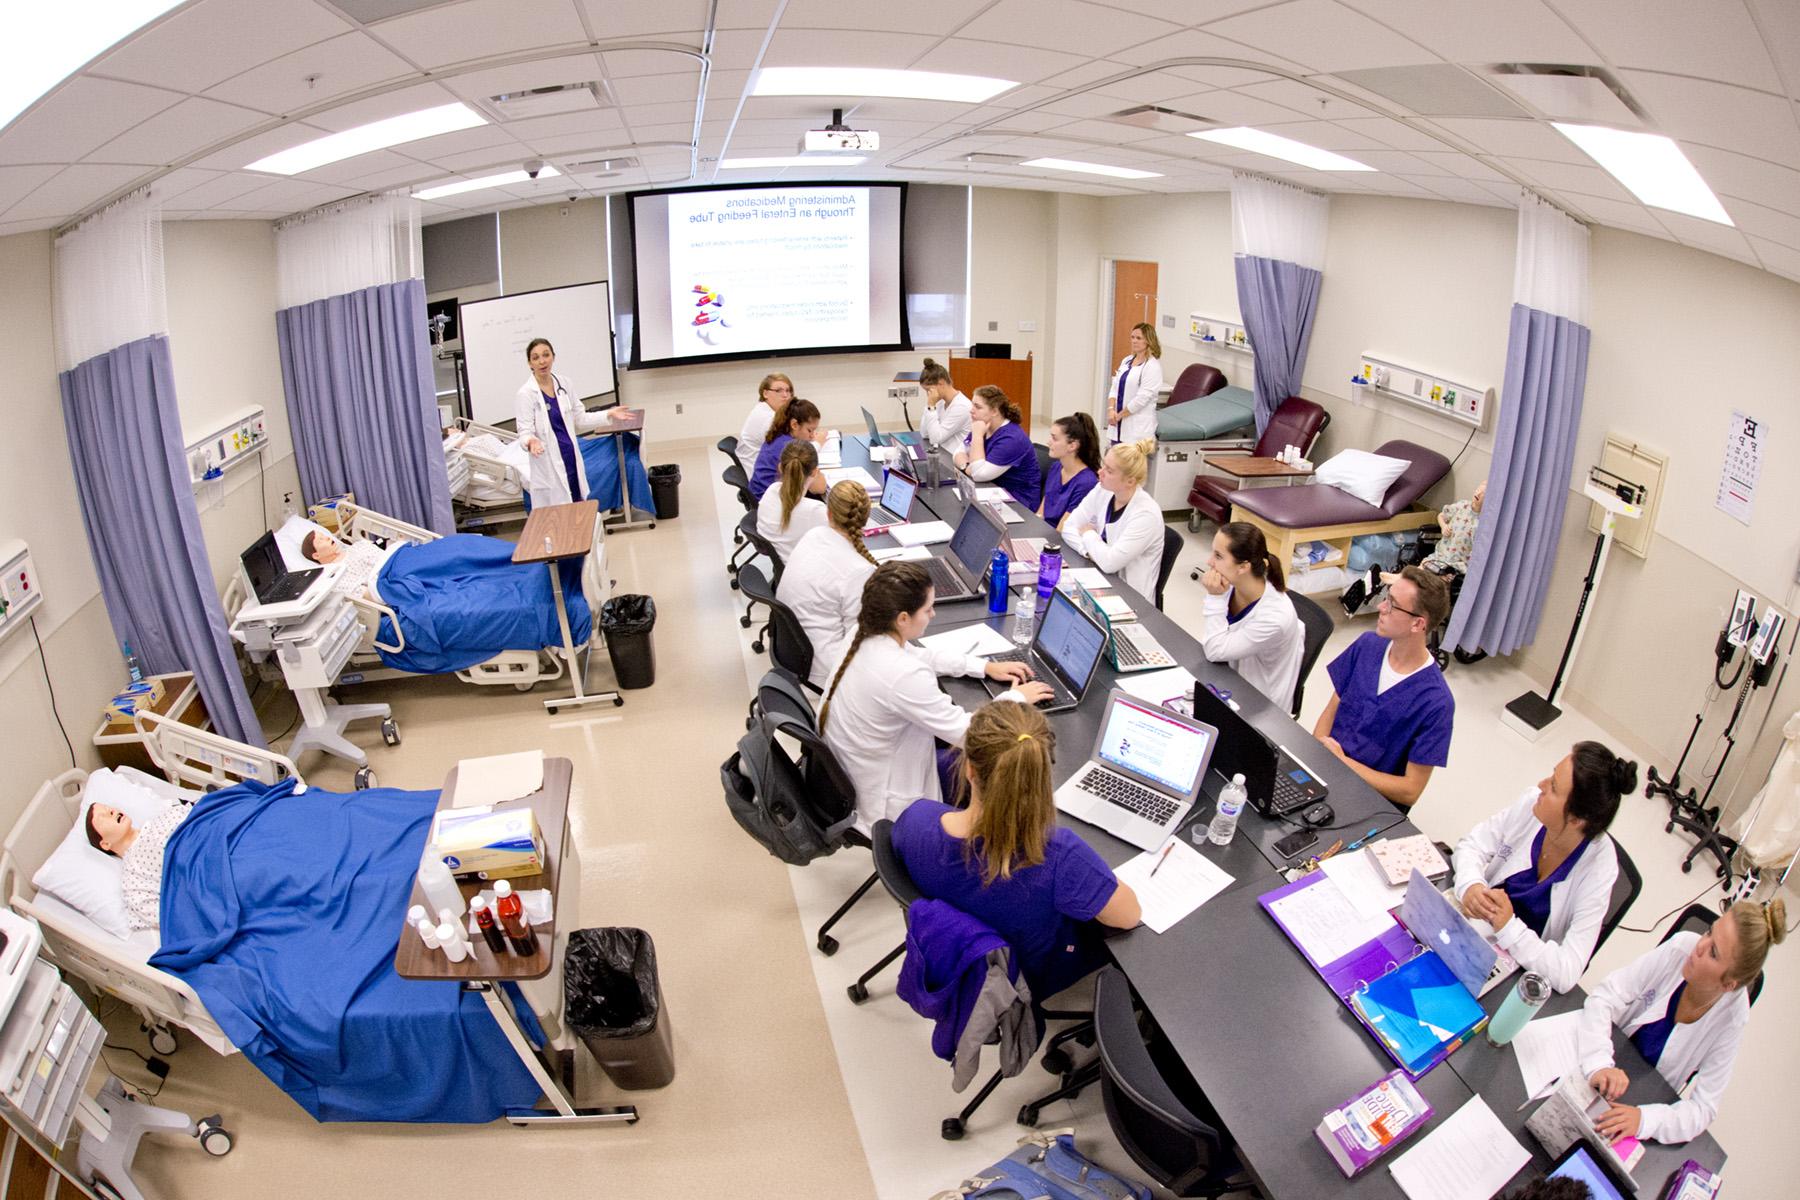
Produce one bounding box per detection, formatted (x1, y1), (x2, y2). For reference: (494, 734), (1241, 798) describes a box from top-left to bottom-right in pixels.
(930, 1131), (1152, 1200)
(720, 711), (855, 866)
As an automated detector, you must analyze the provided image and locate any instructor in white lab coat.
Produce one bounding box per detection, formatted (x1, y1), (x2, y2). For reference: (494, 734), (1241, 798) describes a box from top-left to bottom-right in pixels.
(513, 337), (614, 508)
(1105, 322), (1164, 446)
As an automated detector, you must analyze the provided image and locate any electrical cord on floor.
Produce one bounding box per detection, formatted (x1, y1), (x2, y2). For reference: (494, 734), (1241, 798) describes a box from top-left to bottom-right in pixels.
(1445, 421), (1480, 471)
(1615, 880), (1722, 935)
(30, 616), (77, 770)
(100, 1050), (167, 1100)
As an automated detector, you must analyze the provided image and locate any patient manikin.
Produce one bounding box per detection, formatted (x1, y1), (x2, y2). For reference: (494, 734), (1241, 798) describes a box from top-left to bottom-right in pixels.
(87, 802), (190, 931)
(301, 530), (392, 598)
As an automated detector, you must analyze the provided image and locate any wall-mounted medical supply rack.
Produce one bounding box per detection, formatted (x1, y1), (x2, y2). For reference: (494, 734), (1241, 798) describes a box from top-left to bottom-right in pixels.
(1188, 314), (1252, 355)
(185, 405), (268, 485)
(0, 540), (43, 646)
(1350, 353), (1491, 428)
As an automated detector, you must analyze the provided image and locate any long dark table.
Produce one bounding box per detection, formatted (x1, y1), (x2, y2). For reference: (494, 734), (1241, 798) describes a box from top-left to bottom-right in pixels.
(832, 436), (1724, 1197)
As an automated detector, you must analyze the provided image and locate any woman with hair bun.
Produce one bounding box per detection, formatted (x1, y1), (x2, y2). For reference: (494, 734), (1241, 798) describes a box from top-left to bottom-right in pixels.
(1197, 520), (1305, 710)
(1578, 897), (1785, 1142)
(1038, 413), (1101, 530)
(1454, 743), (1638, 993)
(917, 357), (972, 453)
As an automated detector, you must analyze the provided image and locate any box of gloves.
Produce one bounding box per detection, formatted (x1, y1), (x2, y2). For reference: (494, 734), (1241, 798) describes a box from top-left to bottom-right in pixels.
(104, 677), (166, 722)
(429, 805), (546, 881)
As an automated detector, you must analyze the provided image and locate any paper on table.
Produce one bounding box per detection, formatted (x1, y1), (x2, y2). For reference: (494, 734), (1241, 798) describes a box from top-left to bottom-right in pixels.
(1115, 667), (1197, 707)
(976, 487), (1012, 502)
(873, 545), (932, 562)
(918, 623), (1015, 659)
(824, 466), (881, 493)
(452, 750), (544, 808)
(890, 521), (954, 546)
(817, 438), (843, 467)
(993, 505), (1025, 524)
(1321, 850), (1409, 920)
(1389, 1096), (1530, 1200)
(1114, 840), (1235, 933)
(1059, 567), (1111, 590)
(1267, 877), (1398, 966)
(1512, 1011), (1584, 1103)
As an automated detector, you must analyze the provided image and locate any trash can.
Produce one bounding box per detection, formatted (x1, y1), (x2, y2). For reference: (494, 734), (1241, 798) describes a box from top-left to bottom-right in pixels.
(564, 927), (675, 1090)
(648, 464), (682, 519)
(600, 594), (657, 689)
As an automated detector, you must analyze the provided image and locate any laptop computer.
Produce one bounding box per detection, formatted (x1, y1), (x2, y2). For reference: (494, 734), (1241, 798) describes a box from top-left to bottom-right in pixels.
(239, 531), (323, 605)
(862, 470), (918, 533)
(1545, 1143), (1633, 1200)
(1184, 684), (1329, 817)
(1394, 868), (1500, 998)
(921, 502), (1007, 603)
(861, 406), (920, 448)
(1054, 691), (1219, 851)
(1069, 583), (1176, 673)
(980, 586), (1109, 714)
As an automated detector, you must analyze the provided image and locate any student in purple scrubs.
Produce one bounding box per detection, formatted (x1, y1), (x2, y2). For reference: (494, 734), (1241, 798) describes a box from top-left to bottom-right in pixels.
(1037, 413), (1100, 530)
(954, 386), (1041, 509)
(750, 397), (820, 500)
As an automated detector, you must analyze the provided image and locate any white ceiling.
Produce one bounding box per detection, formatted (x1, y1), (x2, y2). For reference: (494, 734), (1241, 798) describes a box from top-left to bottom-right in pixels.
(1, 0), (1797, 283)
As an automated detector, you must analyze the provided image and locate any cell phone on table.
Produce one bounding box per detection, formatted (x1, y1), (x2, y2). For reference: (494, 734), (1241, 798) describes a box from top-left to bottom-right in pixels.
(1274, 829), (1319, 860)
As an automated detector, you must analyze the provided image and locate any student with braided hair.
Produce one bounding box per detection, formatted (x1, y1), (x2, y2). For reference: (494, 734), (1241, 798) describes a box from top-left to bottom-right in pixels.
(755, 438), (827, 561)
(893, 700), (1141, 998)
(820, 563), (1052, 832)
(778, 482), (880, 688)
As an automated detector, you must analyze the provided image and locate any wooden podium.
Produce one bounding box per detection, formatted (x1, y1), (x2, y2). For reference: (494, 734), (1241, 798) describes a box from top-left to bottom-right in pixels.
(949, 355), (1033, 431)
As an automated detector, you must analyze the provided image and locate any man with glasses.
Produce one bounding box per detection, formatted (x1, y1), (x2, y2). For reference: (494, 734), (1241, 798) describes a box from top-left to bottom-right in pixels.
(1313, 566), (1455, 811)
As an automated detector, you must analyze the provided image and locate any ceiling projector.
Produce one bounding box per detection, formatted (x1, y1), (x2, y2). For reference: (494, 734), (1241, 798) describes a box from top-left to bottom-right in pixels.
(801, 127), (879, 152)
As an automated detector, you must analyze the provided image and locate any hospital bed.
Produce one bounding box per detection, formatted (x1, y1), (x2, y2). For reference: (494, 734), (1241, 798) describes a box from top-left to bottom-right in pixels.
(1144, 384), (1259, 510)
(445, 419), (528, 531)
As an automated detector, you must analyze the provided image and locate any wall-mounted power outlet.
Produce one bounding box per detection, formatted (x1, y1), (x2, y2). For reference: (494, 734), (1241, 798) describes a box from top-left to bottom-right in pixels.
(987, 320), (999, 332)
(675, 403), (684, 414)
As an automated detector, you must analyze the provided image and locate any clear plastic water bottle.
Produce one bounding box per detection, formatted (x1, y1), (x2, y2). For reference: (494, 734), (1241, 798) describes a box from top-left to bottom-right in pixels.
(1207, 773), (1248, 846)
(121, 642), (143, 684)
(1013, 588), (1036, 647)
(987, 550), (1010, 614)
(1035, 542), (1063, 605)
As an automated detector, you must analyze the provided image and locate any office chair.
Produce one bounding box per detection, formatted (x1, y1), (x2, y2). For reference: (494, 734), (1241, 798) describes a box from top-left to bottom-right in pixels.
(748, 666), (814, 730)
(1034, 441), (1052, 486)
(1287, 590), (1335, 718)
(736, 527), (787, 642)
(736, 563), (779, 654)
(1662, 904), (1764, 1007)
(715, 435), (740, 476)
(1594, 843), (1642, 954)
(723, 465), (756, 581)
(1186, 397), (1328, 528)
(1093, 967), (1253, 1197)
(1154, 525), (1183, 612)
(1166, 363), (1228, 407)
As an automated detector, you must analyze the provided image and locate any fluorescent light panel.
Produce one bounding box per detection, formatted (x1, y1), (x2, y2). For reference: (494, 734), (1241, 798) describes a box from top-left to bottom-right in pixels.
(415, 166), (560, 200)
(1021, 157), (1161, 180)
(1552, 122), (1732, 225)
(1187, 127), (1374, 172)
(247, 102), (486, 175)
(0, 0), (185, 130)
(719, 156), (865, 169)
(752, 67), (1015, 104)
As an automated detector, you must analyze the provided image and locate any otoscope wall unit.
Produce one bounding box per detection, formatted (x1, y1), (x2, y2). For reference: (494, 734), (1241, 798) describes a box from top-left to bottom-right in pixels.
(0, 540), (44, 646)
(1188, 315), (1252, 355)
(1350, 354), (1491, 428)
(185, 405), (268, 484)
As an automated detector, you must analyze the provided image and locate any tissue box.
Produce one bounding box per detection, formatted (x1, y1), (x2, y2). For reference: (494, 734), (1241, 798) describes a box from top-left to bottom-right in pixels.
(308, 493), (355, 531)
(430, 806), (545, 881)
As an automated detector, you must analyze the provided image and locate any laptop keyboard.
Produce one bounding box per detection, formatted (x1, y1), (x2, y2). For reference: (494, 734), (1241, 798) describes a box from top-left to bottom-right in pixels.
(924, 557), (966, 596)
(1077, 768), (1179, 826)
(1114, 627), (1174, 669)
(984, 649), (1063, 707)
(261, 568), (320, 603)
(871, 505), (904, 526)
(1269, 771), (1313, 814)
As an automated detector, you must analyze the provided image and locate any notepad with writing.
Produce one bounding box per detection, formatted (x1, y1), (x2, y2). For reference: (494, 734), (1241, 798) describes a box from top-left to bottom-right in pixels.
(1368, 835), (1451, 887)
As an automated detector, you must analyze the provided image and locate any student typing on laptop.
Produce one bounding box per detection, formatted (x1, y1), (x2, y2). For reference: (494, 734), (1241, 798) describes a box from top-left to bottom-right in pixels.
(1453, 743), (1635, 993)
(821, 563), (1052, 833)
(755, 439), (828, 562)
(777, 483), (878, 689)
(917, 357), (972, 454)
(1061, 439), (1164, 599)
(1196, 522), (1305, 711)
(1313, 566), (1455, 811)
(893, 702), (1141, 1001)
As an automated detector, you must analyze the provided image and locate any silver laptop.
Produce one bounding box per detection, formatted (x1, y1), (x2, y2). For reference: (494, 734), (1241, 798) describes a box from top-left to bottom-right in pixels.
(1395, 868), (1504, 997)
(863, 470), (918, 532)
(980, 587), (1109, 714)
(861, 406), (920, 449)
(1054, 691), (1219, 850)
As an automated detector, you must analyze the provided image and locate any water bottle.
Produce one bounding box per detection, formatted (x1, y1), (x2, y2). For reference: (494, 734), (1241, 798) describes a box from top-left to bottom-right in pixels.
(121, 642), (144, 685)
(924, 446), (940, 489)
(987, 549), (1010, 614)
(1013, 588), (1036, 647)
(1207, 773), (1248, 846)
(1035, 542), (1063, 605)
(1486, 971), (1551, 1046)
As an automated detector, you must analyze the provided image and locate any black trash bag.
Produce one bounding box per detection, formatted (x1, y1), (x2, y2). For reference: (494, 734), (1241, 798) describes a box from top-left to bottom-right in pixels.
(647, 465), (681, 483)
(648, 464), (682, 518)
(599, 594), (656, 636)
(564, 927), (659, 1037)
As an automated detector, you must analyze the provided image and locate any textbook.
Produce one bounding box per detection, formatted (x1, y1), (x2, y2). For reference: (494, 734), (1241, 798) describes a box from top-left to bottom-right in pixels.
(1316, 1070), (1434, 1177)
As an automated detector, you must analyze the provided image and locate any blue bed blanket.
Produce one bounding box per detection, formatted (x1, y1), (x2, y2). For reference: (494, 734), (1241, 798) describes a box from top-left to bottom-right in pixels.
(373, 533), (589, 675)
(580, 431), (654, 513)
(148, 779), (542, 1123)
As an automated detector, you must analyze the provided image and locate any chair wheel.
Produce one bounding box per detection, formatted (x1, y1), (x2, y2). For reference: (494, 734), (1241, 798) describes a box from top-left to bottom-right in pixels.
(941, 1118), (964, 1141)
(751, 639), (764, 654)
(1017, 1103), (1041, 1127)
(817, 934), (839, 956)
(729, 578), (740, 590)
(1665, 821), (1674, 832)
(1041, 1048), (1071, 1075)
(546, 706), (559, 715)
(381, 718), (400, 746)
(354, 767), (375, 790)
(613, 697), (624, 707)
(146, 1025), (178, 1056)
(739, 613), (752, 627)
(847, 983), (869, 1004)
(1681, 860), (1693, 873)
(197, 1117), (232, 1156)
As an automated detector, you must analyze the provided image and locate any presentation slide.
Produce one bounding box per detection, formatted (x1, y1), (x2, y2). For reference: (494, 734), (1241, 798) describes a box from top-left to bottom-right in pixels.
(630, 184), (908, 366)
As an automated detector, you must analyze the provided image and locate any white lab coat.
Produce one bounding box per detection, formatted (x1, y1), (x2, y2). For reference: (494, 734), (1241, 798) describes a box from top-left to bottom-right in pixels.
(514, 374), (610, 507)
(737, 400), (777, 478)
(821, 634), (995, 833)
(1452, 789), (1620, 993)
(1063, 486), (1165, 600)
(1577, 933), (1749, 1143)
(1108, 354), (1164, 445)
(920, 390), (972, 453)
(1200, 585), (1305, 712)
(756, 488), (827, 565)
(777, 526), (876, 688)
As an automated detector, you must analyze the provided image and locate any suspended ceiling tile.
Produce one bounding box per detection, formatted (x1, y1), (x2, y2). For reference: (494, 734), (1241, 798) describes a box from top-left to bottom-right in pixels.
(302, 82), (466, 132)
(609, 71), (705, 107)
(1251, 119), (1389, 152)
(603, 46), (720, 79)
(160, 169), (278, 209)
(1044, 119), (1168, 145)
(230, 178), (360, 214)
(1655, 209), (1758, 264)
(94, 0), (351, 93)
(1553, 0), (1782, 94)
(1202, 0), (1438, 74)
(371, 0), (590, 70)
(619, 101), (702, 130)
(1429, 117), (1591, 164)
(1620, 71), (1800, 167)
(440, 55), (608, 105)
(1565, 192), (1675, 235)
(1330, 116), (1451, 151)
(1092, 69), (1229, 106)
(1234, 79), (1379, 122)
(87, 98), (272, 168)
(1334, 0), (1592, 64)
(0, 165), (64, 213)
(1040, 91), (1146, 120)
(987, 111), (1071, 134)
(775, 0), (991, 36)
(1350, 148), (1450, 174)
(399, 124), (525, 160)
(1398, 175), (1507, 205)
(763, 27), (940, 70)
(1508, 157), (1636, 205)
(578, 0), (719, 38)
(191, 119), (333, 170)
(0, 218), (59, 235)
(627, 122), (700, 142)
(955, 0), (1183, 59)
(1747, 236), (1800, 283)
(1159, 63), (1296, 92)
(204, 33), (419, 117)
(1036, 59), (1140, 95)
(1721, 197), (1800, 251)
(343, 163), (438, 192)
(0, 78), (185, 165)
(1406, 150), (1511, 181)
(1682, 145), (1800, 219)
(298, 149), (421, 185)
(1743, 0), (1800, 98)
(4, 164), (151, 222)
(1186, 89), (1320, 127)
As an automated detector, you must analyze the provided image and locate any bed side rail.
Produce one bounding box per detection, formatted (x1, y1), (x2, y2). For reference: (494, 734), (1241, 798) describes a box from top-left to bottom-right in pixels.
(339, 501), (439, 547)
(134, 711), (302, 791)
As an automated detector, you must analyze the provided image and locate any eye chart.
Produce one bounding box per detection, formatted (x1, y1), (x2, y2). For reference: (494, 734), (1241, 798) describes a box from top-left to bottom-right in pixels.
(1714, 409), (1763, 525)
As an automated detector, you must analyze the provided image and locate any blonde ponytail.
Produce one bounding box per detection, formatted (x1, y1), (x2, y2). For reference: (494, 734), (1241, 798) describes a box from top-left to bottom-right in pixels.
(826, 481), (876, 566)
(962, 702), (1056, 884)
(776, 439), (818, 531)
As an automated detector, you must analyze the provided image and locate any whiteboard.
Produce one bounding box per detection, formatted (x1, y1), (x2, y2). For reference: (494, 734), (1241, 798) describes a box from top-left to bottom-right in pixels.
(460, 282), (616, 425)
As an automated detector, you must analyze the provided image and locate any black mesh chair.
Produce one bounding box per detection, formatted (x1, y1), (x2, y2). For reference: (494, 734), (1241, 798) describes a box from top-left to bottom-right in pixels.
(1287, 590), (1336, 718)
(1595, 843), (1642, 954)
(1155, 526), (1183, 612)
(1034, 442), (1053, 485)
(723, 464), (756, 580)
(1663, 904), (1764, 1006)
(716, 435), (741, 476)
(735, 527), (786, 645)
(736, 563), (778, 655)
(764, 586), (819, 693)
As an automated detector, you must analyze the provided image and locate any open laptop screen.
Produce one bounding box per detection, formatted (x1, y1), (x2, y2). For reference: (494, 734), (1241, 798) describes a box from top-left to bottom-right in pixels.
(1034, 589), (1107, 693)
(1546, 1144), (1630, 1200)
(240, 532), (285, 602)
(1096, 696), (1213, 798)
(948, 503), (1005, 577)
(880, 470), (916, 517)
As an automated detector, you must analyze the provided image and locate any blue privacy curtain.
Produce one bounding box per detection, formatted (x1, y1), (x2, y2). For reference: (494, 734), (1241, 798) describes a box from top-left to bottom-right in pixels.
(55, 196), (263, 745)
(274, 194), (453, 534)
(1231, 173), (1328, 434)
(1445, 194), (1592, 657)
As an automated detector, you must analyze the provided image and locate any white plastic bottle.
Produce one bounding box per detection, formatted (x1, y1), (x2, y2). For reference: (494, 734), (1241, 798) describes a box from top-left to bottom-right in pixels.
(1013, 587), (1036, 647)
(1207, 773), (1248, 846)
(416, 917), (443, 951)
(436, 921), (469, 963)
(416, 851), (465, 919)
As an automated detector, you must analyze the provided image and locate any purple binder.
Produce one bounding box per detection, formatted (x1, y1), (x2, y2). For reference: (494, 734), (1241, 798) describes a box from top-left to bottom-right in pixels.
(1259, 872), (1419, 999)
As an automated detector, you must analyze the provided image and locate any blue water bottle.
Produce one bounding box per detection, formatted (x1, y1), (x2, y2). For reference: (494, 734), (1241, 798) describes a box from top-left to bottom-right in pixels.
(1035, 541), (1063, 605)
(987, 550), (1010, 613)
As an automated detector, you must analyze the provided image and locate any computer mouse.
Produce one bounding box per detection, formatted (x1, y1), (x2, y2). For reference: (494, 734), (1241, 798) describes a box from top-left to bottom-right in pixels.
(1301, 802), (1335, 827)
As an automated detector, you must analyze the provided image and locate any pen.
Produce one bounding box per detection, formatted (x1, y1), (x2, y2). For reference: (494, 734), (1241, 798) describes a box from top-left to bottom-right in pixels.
(1148, 842), (1175, 878)
(1346, 826), (1381, 851)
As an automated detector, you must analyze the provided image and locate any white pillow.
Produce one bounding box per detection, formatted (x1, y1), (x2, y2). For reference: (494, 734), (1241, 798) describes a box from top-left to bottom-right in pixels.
(275, 515), (335, 571)
(1313, 449), (1411, 508)
(31, 769), (176, 939)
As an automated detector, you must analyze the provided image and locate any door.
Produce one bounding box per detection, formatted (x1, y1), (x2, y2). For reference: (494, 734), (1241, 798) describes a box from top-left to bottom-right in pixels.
(1108, 260), (1158, 375)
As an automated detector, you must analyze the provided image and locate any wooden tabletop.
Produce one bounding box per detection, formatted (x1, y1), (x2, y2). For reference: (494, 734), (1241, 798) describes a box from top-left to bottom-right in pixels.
(584, 407), (643, 434)
(513, 500), (599, 563)
(1203, 454), (1313, 479)
(394, 756), (572, 983)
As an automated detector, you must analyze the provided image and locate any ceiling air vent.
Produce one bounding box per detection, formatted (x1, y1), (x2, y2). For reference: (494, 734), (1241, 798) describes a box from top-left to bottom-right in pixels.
(1105, 106), (1214, 134)
(963, 152), (1026, 165)
(1486, 64), (1645, 127)
(485, 83), (609, 121)
(563, 155), (639, 172)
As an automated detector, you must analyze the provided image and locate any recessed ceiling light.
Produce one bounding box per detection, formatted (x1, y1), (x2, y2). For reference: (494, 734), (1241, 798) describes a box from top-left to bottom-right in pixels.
(1551, 122), (1732, 225)
(247, 103), (486, 176)
(1187, 127), (1374, 172)
(1021, 158), (1162, 180)
(718, 156), (866, 169)
(416, 166), (560, 201)
(752, 67), (1015, 104)
(0, 0), (185, 130)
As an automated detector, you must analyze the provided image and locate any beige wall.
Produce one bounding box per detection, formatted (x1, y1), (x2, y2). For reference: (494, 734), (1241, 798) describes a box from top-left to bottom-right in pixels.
(1043, 193), (1103, 434)
(968, 188), (1051, 418)
(498, 198), (607, 296)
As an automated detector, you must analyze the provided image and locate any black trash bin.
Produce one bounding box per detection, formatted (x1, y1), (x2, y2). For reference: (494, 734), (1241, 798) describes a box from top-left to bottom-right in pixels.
(564, 928), (675, 1090)
(600, 595), (656, 689)
(648, 464), (682, 519)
